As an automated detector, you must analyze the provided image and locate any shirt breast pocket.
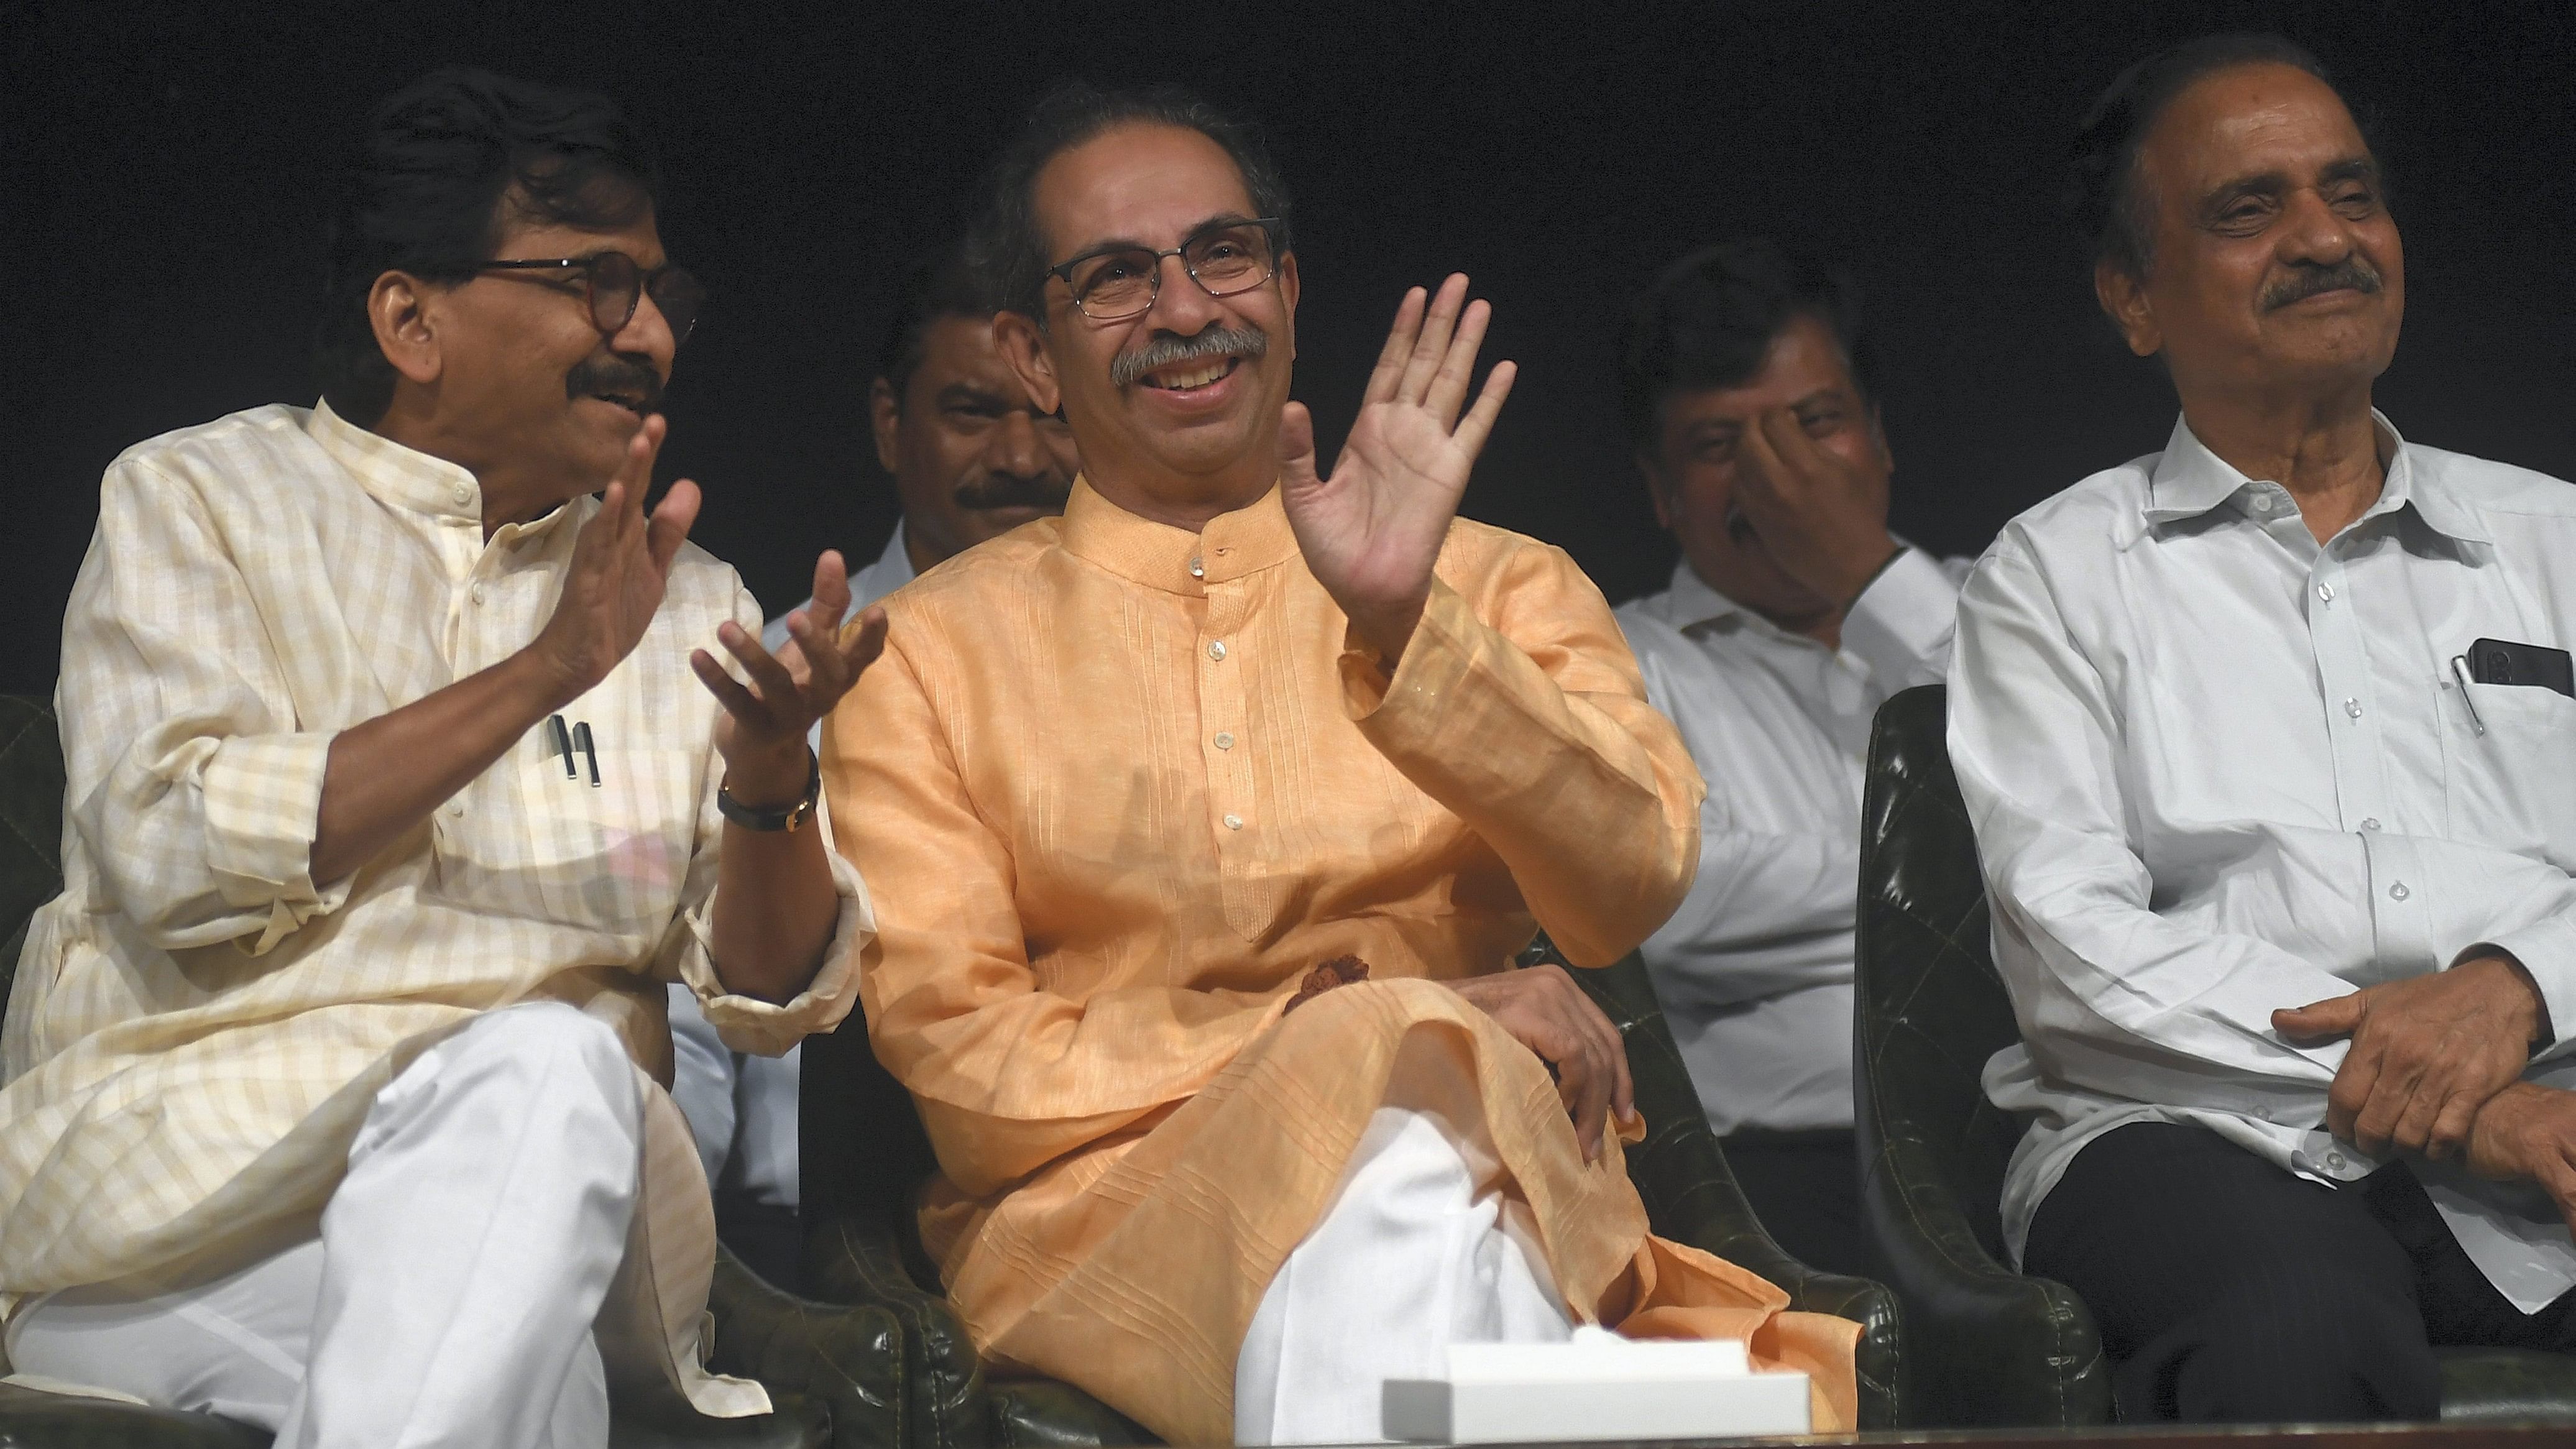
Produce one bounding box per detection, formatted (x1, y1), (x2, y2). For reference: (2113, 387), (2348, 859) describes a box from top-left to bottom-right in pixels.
(438, 745), (703, 936)
(2444, 680), (2576, 872)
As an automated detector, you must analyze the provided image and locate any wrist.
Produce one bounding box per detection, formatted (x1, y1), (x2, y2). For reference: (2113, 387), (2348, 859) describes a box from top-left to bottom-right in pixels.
(508, 646), (591, 715)
(722, 740), (814, 807)
(1345, 596), (1427, 669)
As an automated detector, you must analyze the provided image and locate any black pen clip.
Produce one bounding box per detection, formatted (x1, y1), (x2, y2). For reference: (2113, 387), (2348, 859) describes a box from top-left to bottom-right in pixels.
(547, 714), (577, 775)
(571, 721), (600, 787)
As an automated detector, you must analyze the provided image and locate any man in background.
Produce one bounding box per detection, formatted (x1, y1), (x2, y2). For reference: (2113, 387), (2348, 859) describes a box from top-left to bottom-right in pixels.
(1614, 239), (1968, 1276)
(670, 250), (1078, 1287)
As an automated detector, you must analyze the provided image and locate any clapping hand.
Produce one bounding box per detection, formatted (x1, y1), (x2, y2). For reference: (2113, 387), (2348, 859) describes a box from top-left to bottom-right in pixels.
(1279, 274), (1516, 665)
(690, 550), (890, 799)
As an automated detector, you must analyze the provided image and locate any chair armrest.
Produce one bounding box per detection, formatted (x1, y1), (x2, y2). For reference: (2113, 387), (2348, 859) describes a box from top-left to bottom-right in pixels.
(802, 1210), (990, 1449)
(1857, 1125), (2110, 1427)
(707, 1243), (909, 1449)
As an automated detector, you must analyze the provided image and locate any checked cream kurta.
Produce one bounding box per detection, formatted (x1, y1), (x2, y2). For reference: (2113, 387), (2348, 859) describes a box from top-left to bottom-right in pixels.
(826, 479), (1861, 1444)
(0, 402), (872, 1414)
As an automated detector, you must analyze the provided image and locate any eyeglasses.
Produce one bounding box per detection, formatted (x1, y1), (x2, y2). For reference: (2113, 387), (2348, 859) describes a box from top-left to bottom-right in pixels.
(1045, 218), (1287, 323)
(446, 251), (706, 346)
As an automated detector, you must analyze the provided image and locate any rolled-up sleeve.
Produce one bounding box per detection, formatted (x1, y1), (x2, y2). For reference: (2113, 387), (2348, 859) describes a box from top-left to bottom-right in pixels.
(61, 458), (352, 954)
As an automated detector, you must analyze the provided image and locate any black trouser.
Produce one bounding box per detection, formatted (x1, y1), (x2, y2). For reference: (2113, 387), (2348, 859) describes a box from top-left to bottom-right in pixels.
(715, 1187), (804, 1295)
(1720, 1127), (1869, 1279)
(2024, 1121), (2576, 1424)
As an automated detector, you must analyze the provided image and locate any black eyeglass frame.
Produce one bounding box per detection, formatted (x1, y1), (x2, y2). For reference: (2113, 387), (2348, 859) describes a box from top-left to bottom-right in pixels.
(436, 251), (704, 345)
(1044, 216), (1290, 322)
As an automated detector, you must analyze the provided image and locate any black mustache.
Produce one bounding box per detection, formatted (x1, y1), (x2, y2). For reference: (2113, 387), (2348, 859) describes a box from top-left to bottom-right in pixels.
(2260, 259), (2383, 311)
(954, 474), (1070, 512)
(565, 352), (666, 410)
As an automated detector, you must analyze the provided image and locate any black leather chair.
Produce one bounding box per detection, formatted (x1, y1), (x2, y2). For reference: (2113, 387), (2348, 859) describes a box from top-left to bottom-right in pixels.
(801, 937), (1905, 1447)
(1856, 682), (2576, 1427)
(0, 695), (906, 1449)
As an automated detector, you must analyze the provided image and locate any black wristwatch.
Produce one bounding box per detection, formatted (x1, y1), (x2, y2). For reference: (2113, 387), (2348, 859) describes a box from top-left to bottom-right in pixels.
(717, 747), (820, 832)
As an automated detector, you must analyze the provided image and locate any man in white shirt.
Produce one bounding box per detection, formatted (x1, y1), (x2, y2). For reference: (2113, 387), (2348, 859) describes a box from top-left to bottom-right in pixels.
(669, 249), (1079, 1287)
(2, 69), (881, 1443)
(1613, 239), (1969, 1275)
(1954, 34), (2576, 1422)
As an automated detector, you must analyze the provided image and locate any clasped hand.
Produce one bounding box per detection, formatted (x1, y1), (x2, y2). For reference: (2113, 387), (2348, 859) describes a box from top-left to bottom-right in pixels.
(1279, 274), (1516, 666)
(1448, 964), (1635, 1162)
(530, 416), (888, 800)
(2274, 953), (2549, 1160)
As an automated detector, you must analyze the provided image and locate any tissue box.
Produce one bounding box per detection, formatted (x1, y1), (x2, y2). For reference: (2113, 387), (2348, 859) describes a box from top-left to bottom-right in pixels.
(1381, 1330), (1811, 1443)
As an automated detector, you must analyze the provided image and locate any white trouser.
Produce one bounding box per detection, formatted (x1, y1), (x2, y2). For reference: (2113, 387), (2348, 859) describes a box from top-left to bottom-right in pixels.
(1234, 1102), (1576, 1445)
(7, 1000), (643, 1449)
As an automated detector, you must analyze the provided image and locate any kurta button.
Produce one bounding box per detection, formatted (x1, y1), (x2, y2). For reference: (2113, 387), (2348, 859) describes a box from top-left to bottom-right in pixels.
(451, 484), (471, 505)
(2362, 817), (2381, 831)
(2389, 881), (2410, 901)
(1214, 732), (1235, 750)
(445, 801), (465, 819)
(1208, 641), (1227, 661)
(2317, 583), (2334, 604)
(1222, 813), (1243, 830)
(2344, 697), (2363, 719)
(1189, 556), (1205, 579)
(470, 584), (487, 605)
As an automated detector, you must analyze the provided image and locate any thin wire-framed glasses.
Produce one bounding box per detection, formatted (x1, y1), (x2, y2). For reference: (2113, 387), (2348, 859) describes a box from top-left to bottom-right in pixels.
(1046, 218), (1287, 323)
(446, 251), (706, 346)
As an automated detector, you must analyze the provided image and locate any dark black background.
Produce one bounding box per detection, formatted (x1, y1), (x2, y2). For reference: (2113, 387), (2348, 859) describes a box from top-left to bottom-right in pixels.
(7, 1), (2574, 697)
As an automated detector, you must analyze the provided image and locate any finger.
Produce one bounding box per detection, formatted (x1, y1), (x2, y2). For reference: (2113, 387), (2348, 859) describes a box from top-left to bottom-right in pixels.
(2428, 1085), (2487, 1162)
(1277, 401), (1322, 493)
(2389, 1065), (2452, 1155)
(1755, 406), (1837, 484)
(1363, 287), (1428, 407)
(1396, 274), (1470, 407)
(1547, 1024), (1607, 1161)
(806, 550), (852, 630)
(2326, 1047), (2380, 1142)
(2352, 1059), (2423, 1156)
(717, 619), (801, 706)
(611, 416), (665, 534)
(1731, 412), (1794, 510)
(647, 479), (702, 574)
(1448, 360), (1517, 462)
(835, 605), (890, 678)
(2274, 995), (2365, 1042)
(1423, 297), (1493, 428)
(689, 648), (763, 719)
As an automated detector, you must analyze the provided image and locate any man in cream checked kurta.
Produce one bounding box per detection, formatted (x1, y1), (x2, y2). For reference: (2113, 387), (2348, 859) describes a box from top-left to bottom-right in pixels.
(0, 69), (883, 1447)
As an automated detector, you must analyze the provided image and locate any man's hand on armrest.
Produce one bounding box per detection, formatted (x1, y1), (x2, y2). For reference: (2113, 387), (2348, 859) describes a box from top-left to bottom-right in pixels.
(1447, 964), (1633, 1162)
(2467, 1082), (2576, 1234)
(2275, 953), (2550, 1161)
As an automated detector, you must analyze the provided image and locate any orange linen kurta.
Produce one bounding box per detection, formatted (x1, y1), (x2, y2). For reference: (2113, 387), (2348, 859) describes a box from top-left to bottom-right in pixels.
(822, 479), (1860, 1443)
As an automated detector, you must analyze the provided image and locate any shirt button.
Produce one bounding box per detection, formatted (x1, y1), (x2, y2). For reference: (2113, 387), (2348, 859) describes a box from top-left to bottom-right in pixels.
(1214, 732), (1235, 750)
(1189, 556), (1205, 579)
(469, 584), (487, 605)
(1222, 813), (1243, 830)
(2390, 881), (2411, 901)
(451, 483), (472, 506)
(2362, 817), (2381, 831)
(1208, 641), (1227, 661)
(444, 801), (465, 819)
(2344, 697), (2363, 719)
(2317, 582), (2335, 604)
(2326, 1150), (2348, 1172)
(2250, 494), (2274, 513)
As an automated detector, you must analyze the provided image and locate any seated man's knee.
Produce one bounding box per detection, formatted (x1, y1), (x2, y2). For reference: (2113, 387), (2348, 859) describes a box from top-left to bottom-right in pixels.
(2126, 1279), (2438, 1424)
(441, 1001), (639, 1136)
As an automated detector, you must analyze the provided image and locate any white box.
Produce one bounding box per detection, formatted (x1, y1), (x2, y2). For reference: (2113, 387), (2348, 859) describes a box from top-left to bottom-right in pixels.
(1381, 1331), (1810, 1443)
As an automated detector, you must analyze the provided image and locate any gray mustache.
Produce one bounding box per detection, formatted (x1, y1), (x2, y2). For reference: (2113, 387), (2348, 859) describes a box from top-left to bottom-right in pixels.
(2260, 259), (2383, 311)
(1110, 325), (1267, 388)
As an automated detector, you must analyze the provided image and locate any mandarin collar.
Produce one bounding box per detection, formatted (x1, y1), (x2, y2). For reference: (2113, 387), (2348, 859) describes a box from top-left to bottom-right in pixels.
(2141, 410), (2488, 545)
(1057, 475), (1301, 594)
(305, 398), (487, 525)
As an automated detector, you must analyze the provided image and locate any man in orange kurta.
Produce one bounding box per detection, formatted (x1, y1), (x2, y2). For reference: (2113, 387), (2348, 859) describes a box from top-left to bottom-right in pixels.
(824, 81), (1860, 1445)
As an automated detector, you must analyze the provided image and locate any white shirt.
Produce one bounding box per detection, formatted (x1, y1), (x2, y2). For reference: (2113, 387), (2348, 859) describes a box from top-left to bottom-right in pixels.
(1616, 548), (1967, 1133)
(669, 522), (917, 1205)
(1954, 413), (2576, 1312)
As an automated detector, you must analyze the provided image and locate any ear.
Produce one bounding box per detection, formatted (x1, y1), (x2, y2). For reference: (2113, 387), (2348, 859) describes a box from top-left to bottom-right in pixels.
(869, 377), (902, 478)
(1635, 450), (1677, 531)
(2094, 257), (2162, 359)
(369, 270), (445, 387)
(992, 310), (1060, 417)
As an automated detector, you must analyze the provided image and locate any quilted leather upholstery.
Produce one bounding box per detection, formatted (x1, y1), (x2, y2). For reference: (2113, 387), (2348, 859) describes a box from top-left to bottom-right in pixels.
(803, 937), (1903, 1444)
(0, 697), (905, 1448)
(1857, 684), (2576, 1428)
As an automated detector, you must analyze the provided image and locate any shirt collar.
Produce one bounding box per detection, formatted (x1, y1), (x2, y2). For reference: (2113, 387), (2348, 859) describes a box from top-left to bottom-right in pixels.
(873, 519), (917, 588)
(1057, 475), (1300, 594)
(305, 398), (488, 526)
(1655, 558), (1753, 632)
(2142, 410), (2489, 545)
